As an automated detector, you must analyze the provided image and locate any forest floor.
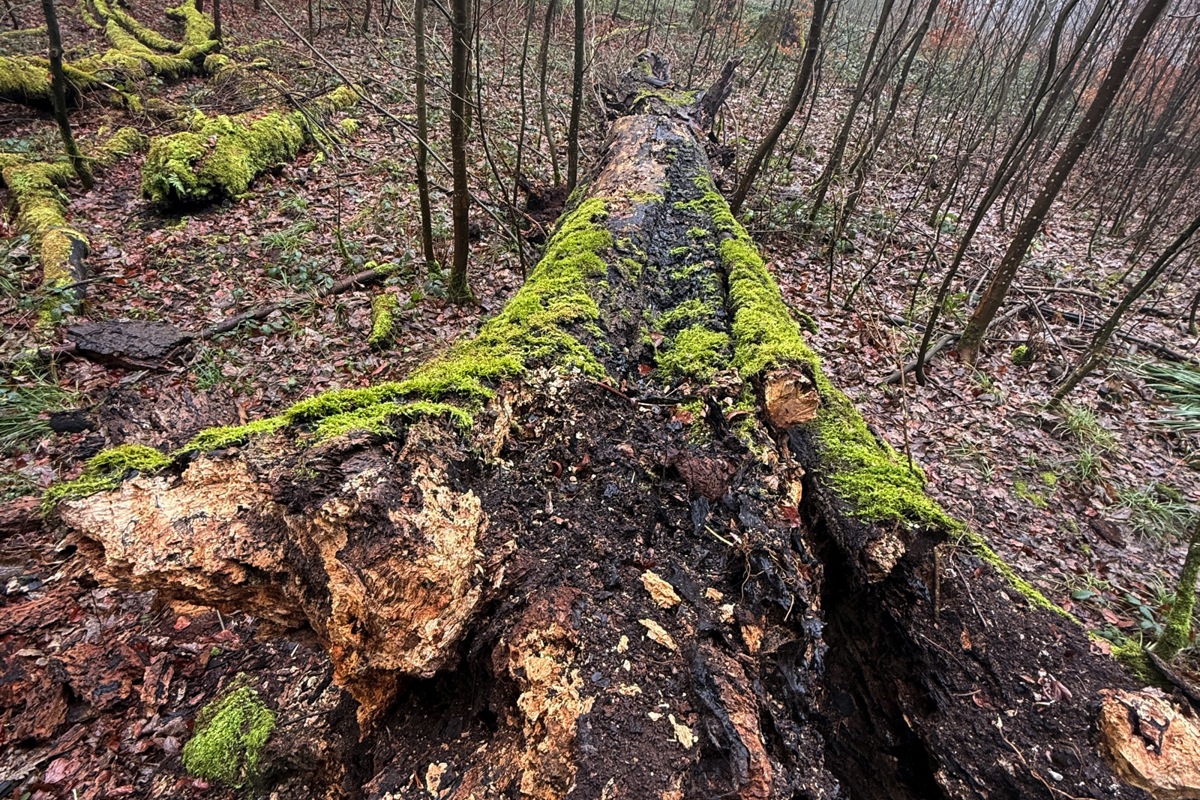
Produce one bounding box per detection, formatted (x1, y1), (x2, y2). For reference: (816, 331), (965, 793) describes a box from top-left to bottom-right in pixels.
(2, 1), (1199, 797)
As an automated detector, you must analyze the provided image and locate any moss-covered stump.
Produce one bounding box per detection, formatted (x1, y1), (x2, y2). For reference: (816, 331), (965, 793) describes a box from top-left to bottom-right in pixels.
(54, 60), (1151, 800)
(1, 128), (147, 320)
(140, 85), (358, 207)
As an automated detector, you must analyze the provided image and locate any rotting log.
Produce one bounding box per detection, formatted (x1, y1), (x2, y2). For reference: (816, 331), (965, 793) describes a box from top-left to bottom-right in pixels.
(0, 0), (217, 110)
(0, 127), (146, 321)
(140, 84), (359, 207)
(54, 59), (1159, 799)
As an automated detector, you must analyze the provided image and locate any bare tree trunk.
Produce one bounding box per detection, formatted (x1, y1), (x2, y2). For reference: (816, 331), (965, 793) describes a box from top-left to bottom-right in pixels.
(566, 0), (584, 192)
(538, 0), (562, 186)
(447, 0), (473, 302)
(956, 0), (1172, 364)
(212, 0), (222, 41)
(41, 0), (92, 190)
(414, 0), (437, 270)
(730, 0), (827, 214)
(808, 0), (896, 221)
(3, 0), (22, 28)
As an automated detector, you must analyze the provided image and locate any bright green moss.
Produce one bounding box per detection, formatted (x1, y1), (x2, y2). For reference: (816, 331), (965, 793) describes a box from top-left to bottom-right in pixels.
(722, 234), (813, 379)
(0, 55), (53, 104)
(41, 228), (88, 287)
(43, 444), (171, 507)
(1110, 638), (1159, 683)
(340, 118), (361, 136)
(102, 21), (196, 78)
(95, 126), (148, 166)
(687, 227), (710, 239)
(313, 400), (473, 440)
(179, 415), (288, 453)
(656, 299), (713, 330)
(394, 197), (612, 400)
(718, 212), (952, 530)
(93, 0), (182, 51)
(369, 293), (398, 346)
(2, 160), (74, 238)
(47, 196), (615, 504)
(168, 0), (217, 57)
(954, 528), (1071, 617)
(632, 87), (699, 108)
(657, 325), (730, 382)
(182, 683), (276, 788)
(142, 87), (357, 207)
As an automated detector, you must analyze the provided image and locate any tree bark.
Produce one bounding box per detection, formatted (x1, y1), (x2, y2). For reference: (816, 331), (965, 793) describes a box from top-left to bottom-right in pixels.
(414, 0), (437, 270)
(447, 0), (473, 302)
(41, 0), (93, 189)
(55, 59), (1153, 800)
(538, 0), (562, 186)
(730, 0), (826, 214)
(566, 0), (584, 192)
(1152, 517), (1200, 662)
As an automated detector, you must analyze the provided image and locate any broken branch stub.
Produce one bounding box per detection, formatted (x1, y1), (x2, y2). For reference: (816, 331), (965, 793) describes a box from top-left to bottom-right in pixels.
(58, 56), (1150, 799)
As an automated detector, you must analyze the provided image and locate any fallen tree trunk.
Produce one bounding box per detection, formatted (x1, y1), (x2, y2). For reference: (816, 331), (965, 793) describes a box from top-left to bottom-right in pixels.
(53, 61), (1163, 799)
(0, 127), (146, 320)
(0, 0), (217, 110)
(140, 84), (359, 207)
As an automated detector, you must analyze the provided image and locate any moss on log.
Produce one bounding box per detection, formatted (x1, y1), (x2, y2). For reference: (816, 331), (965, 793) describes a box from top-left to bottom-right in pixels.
(53, 60), (1149, 800)
(140, 85), (359, 207)
(0, 0), (216, 110)
(91, 0), (183, 51)
(1, 128), (147, 318)
(0, 54), (99, 108)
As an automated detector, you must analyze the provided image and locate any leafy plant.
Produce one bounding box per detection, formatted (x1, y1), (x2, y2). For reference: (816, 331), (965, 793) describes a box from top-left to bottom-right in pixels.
(1053, 403), (1116, 451)
(1065, 446), (1105, 483)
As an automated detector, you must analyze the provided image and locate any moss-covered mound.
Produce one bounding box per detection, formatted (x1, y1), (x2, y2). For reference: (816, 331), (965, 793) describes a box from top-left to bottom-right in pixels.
(91, 0), (183, 51)
(140, 85), (359, 207)
(182, 683), (276, 788)
(0, 55), (98, 109)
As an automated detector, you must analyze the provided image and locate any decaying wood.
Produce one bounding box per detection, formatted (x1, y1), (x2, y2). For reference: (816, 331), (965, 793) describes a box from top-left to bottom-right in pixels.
(56, 58), (1158, 800)
(61, 268), (388, 370)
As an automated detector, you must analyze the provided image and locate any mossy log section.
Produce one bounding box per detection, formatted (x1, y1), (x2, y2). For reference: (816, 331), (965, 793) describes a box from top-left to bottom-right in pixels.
(0, 127), (146, 311)
(140, 85), (358, 207)
(55, 60), (1150, 799)
(0, 0), (216, 110)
